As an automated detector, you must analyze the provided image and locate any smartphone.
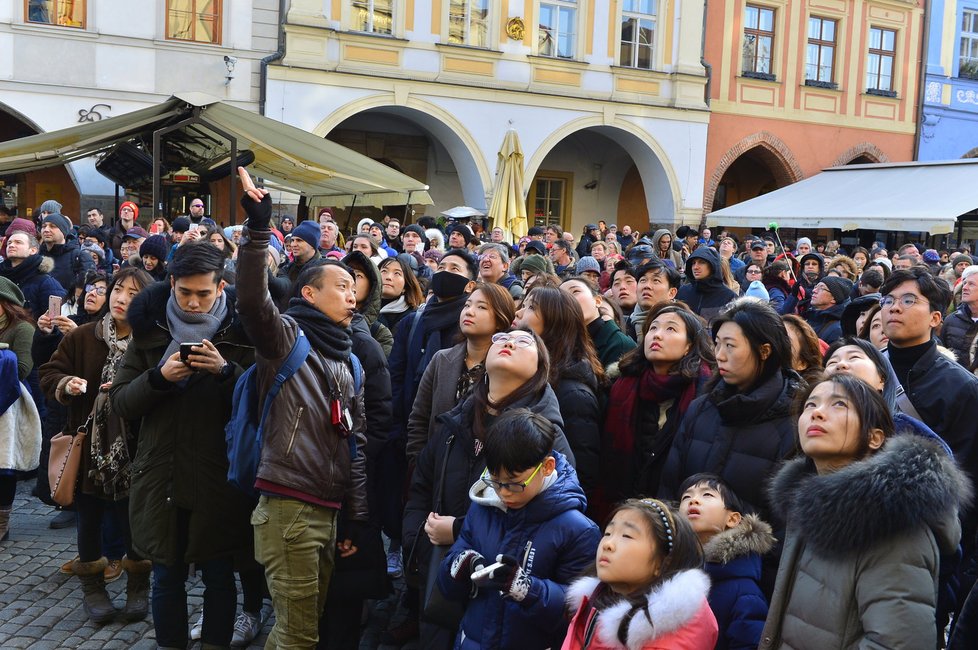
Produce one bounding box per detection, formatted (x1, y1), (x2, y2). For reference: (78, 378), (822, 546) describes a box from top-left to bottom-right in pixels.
(180, 342), (202, 363)
(188, 223), (200, 233)
(48, 295), (62, 319)
(471, 561), (506, 583)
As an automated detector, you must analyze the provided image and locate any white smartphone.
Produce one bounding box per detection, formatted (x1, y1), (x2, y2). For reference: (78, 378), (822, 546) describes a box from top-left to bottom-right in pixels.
(471, 561), (506, 583)
(48, 295), (62, 318)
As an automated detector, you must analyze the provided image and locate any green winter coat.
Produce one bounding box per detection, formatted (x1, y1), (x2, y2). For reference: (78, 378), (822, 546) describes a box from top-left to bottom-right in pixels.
(110, 281), (255, 566)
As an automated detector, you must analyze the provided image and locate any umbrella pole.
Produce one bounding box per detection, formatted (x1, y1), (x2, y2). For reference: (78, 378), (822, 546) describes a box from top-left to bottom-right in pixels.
(403, 191), (413, 224)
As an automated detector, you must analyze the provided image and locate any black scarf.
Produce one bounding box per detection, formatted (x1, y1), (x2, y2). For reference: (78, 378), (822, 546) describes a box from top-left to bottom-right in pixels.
(285, 298), (352, 361)
(0, 253), (43, 285)
(421, 294), (467, 336)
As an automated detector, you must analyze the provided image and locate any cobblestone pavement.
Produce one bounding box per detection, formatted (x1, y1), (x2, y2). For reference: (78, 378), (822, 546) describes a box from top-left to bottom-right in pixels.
(0, 478), (410, 649)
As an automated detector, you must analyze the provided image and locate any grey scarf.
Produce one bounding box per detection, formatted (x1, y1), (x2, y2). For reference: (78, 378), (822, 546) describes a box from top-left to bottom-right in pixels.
(162, 290), (228, 362)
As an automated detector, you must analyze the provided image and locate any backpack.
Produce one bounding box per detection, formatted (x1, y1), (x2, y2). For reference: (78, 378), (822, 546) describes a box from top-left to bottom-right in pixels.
(225, 327), (363, 497)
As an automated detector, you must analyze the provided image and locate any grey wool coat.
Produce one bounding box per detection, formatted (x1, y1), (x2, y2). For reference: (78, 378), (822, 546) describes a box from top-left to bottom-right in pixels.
(760, 434), (972, 650)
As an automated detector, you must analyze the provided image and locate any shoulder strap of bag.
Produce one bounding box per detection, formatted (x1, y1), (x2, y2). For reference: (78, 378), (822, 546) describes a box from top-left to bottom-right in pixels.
(256, 328), (311, 443)
(433, 434), (455, 512)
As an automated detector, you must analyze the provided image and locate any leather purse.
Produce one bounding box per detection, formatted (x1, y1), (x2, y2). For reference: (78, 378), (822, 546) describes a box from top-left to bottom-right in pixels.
(47, 416), (91, 507)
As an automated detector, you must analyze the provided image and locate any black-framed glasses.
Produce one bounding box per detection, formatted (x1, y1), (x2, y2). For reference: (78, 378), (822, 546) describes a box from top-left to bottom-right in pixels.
(481, 463), (543, 493)
(746, 268), (762, 275)
(491, 332), (535, 348)
(85, 285), (107, 296)
(880, 294), (929, 309)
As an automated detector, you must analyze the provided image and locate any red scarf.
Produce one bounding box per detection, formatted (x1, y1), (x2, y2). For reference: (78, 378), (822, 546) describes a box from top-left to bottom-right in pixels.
(606, 366), (703, 454)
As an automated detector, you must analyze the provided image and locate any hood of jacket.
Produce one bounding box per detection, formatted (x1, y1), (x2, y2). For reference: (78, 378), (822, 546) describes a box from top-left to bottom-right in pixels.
(767, 434), (972, 558)
(683, 246), (723, 282)
(703, 513), (776, 565)
(467, 451), (587, 523)
(566, 569), (712, 648)
(344, 250), (383, 325)
(798, 252), (825, 276)
(127, 279), (240, 339)
(652, 229), (675, 256)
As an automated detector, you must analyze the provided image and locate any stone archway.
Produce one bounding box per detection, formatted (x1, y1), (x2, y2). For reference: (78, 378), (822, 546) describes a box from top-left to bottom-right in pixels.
(830, 143), (889, 167)
(704, 132), (803, 214)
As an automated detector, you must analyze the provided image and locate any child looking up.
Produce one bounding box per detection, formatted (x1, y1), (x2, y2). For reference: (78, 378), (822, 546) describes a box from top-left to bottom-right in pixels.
(438, 409), (600, 650)
(563, 498), (718, 650)
(679, 473), (774, 650)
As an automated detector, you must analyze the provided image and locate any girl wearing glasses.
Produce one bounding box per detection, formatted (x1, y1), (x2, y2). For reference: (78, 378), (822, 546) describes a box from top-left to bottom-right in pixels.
(403, 327), (577, 649)
(38, 267), (154, 625)
(438, 409), (600, 650)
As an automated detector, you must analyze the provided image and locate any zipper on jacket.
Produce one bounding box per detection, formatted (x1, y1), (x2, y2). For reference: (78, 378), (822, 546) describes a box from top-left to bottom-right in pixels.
(286, 406), (304, 456)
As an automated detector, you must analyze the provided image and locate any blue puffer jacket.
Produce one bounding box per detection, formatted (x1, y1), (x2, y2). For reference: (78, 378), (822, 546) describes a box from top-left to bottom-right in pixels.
(702, 514), (775, 650)
(438, 452), (600, 650)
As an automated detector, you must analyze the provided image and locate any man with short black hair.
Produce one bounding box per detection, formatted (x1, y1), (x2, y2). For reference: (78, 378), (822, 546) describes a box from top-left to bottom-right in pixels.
(0, 231), (66, 320)
(234, 172), (369, 648)
(893, 254), (916, 271)
(111, 241), (256, 648)
(628, 259), (681, 338)
(611, 260), (638, 329)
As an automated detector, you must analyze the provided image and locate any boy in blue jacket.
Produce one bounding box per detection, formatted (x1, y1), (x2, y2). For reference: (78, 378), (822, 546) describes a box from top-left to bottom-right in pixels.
(438, 409), (600, 650)
(678, 473), (774, 650)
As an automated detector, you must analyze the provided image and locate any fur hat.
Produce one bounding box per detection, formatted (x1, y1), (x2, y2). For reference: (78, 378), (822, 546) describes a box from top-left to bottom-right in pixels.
(140, 235), (169, 261)
(42, 213), (72, 239)
(820, 275), (853, 304)
(521, 254), (549, 276)
(119, 201), (139, 219)
(292, 221), (321, 250)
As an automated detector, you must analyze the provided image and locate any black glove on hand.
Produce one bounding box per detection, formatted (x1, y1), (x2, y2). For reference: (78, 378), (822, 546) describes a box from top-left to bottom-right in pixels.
(340, 519), (372, 549)
(239, 191), (273, 231)
(472, 554), (531, 602)
(449, 549), (486, 582)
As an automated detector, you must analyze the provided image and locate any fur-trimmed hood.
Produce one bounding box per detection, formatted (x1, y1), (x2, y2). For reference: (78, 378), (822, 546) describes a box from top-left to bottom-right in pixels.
(703, 513), (775, 565)
(767, 434), (972, 558)
(566, 570), (712, 649)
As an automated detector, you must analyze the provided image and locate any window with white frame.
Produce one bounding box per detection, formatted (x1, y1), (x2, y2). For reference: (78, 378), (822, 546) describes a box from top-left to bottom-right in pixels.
(866, 27), (895, 92)
(620, 0), (657, 69)
(742, 4), (775, 77)
(352, 0), (393, 35)
(449, 0), (490, 47)
(26, 0), (86, 28)
(960, 10), (978, 79)
(539, 0), (577, 59)
(805, 16), (836, 83)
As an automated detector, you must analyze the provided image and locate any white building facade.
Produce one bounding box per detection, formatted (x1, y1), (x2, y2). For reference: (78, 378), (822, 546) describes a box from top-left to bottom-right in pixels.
(268, 0), (710, 233)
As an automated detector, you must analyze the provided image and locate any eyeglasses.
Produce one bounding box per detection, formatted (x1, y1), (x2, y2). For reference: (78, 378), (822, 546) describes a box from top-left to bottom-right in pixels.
(85, 285), (107, 296)
(481, 463), (543, 493)
(491, 332), (536, 348)
(880, 294), (930, 309)
(746, 268), (762, 275)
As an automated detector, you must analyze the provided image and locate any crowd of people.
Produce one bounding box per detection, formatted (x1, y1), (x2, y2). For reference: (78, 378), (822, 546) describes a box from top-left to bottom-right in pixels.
(2, 174), (978, 649)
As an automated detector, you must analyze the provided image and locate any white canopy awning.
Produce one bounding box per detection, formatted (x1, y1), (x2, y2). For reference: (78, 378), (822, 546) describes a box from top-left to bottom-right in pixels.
(706, 160), (978, 235)
(0, 92), (431, 207)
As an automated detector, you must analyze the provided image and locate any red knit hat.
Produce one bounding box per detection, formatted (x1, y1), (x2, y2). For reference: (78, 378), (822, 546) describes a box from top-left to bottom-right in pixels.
(120, 201), (139, 219)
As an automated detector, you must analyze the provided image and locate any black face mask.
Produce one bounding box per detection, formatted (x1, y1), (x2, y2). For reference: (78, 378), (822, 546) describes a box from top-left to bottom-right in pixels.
(430, 270), (470, 299)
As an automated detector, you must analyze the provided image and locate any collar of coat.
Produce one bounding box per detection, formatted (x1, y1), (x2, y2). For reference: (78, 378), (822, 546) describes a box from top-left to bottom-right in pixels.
(703, 513), (776, 564)
(767, 433), (972, 558)
(565, 569), (710, 649)
(127, 279), (239, 340)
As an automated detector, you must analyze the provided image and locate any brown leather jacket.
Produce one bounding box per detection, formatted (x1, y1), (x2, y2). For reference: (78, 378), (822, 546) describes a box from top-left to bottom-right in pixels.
(236, 226), (368, 520)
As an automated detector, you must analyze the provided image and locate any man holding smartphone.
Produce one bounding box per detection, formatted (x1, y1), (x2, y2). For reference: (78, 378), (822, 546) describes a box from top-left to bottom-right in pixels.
(110, 241), (255, 648)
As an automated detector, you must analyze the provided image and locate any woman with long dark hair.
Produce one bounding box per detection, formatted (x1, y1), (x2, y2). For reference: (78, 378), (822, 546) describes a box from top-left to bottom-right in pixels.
(402, 327), (576, 649)
(782, 314), (824, 386)
(601, 302), (714, 515)
(377, 255), (425, 335)
(515, 286), (604, 494)
(762, 374), (969, 648)
(39, 267), (154, 624)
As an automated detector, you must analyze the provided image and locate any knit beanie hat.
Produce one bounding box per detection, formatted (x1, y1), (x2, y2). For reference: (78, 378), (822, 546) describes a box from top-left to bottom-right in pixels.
(171, 216), (191, 233)
(119, 201), (139, 219)
(140, 235), (169, 261)
(38, 199), (62, 215)
(292, 221), (321, 250)
(923, 249), (940, 264)
(952, 253), (972, 270)
(576, 256), (601, 274)
(820, 276), (853, 304)
(423, 249), (443, 264)
(80, 241), (105, 261)
(521, 254), (549, 276)
(42, 213), (72, 239)
(796, 237), (812, 249)
(745, 280), (770, 301)
(402, 224), (428, 242)
(0, 276), (25, 306)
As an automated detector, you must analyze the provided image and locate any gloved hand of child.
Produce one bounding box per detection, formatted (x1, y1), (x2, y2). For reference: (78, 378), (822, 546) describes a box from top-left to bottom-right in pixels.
(471, 554), (531, 602)
(449, 549), (485, 582)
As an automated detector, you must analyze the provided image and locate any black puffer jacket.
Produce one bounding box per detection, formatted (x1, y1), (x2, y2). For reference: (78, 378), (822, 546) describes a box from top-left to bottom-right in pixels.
(941, 303), (978, 366)
(676, 247), (738, 323)
(803, 300), (846, 344)
(402, 386), (576, 577)
(658, 369), (802, 518)
(553, 359), (601, 495)
(41, 240), (95, 292)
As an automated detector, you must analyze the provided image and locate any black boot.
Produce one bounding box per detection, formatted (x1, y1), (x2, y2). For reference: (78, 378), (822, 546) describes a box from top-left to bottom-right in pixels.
(119, 556), (152, 622)
(72, 557), (117, 624)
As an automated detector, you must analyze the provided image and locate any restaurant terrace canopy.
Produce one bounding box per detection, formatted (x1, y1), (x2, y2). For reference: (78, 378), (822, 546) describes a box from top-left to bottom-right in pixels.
(706, 159), (978, 235)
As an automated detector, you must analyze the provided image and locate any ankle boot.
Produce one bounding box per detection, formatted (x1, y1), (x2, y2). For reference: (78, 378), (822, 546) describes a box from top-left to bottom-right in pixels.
(72, 557), (117, 624)
(0, 506), (10, 542)
(119, 556), (152, 622)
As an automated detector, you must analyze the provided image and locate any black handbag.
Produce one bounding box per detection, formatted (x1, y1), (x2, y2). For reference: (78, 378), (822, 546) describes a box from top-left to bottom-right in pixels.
(414, 434), (466, 630)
